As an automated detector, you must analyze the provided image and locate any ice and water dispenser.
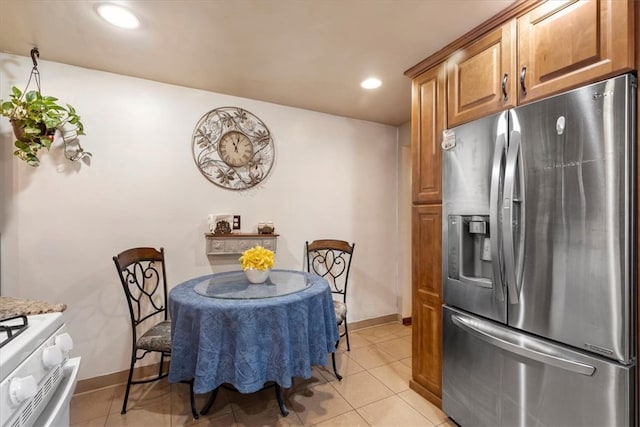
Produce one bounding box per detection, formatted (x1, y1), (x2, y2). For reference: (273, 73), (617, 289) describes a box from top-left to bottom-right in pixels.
(447, 215), (493, 288)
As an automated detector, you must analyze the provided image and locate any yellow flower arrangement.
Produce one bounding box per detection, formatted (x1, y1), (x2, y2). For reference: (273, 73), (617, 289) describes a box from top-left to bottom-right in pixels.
(239, 246), (275, 271)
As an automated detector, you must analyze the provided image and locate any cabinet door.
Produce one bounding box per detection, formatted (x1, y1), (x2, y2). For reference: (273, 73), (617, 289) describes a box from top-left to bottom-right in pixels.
(410, 204), (443, 407)
(518, 0), (634, 103)
(636, 3), (639, 417)
(411, 65), (445, 204)
(447, 21), (517, 127)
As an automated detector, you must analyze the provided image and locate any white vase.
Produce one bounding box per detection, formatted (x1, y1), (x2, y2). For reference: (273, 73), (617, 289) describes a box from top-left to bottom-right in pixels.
(244, 268), (270, 284)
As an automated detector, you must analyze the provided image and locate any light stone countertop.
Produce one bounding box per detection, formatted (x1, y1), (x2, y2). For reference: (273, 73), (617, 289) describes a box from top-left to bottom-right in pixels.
(0, 296), (66, 319)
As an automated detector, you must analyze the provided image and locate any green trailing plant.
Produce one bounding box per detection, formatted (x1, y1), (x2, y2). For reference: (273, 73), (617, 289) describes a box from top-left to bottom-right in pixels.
(1, 86), (86, 166)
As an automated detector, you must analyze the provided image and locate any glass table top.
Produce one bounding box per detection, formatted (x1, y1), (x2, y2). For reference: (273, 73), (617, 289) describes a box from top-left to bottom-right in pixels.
(193, 270), (312, 299)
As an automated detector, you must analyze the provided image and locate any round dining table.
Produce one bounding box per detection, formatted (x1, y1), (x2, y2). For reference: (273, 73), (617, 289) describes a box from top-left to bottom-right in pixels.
(167, 269), (339, 415)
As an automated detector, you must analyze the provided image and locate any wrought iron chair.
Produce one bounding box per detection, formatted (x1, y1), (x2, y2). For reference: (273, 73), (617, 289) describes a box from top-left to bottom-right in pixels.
(113, 247), (198, 418)
(305, 239), (355, 380)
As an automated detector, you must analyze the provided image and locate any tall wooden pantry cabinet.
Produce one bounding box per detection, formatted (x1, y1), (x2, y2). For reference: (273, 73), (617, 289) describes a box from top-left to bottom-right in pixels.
(410, 64), (446, 405)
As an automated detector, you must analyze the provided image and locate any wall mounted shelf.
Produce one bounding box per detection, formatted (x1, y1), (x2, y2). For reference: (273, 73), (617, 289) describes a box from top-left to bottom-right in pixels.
(205, 233), (279, 256)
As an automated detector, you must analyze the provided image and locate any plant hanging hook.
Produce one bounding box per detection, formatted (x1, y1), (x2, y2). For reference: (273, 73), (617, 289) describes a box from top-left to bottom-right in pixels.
(23, 47), (42, 94)
(30, 47), (39, 68)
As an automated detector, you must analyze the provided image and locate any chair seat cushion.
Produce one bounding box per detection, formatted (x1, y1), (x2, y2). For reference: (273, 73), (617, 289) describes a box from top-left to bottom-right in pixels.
(333, 301), (347, 325)
(137, 320), (172, 353)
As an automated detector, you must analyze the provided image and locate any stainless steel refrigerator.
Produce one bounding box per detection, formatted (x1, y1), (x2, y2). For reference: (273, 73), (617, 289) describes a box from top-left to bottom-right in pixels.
(442, 73), (637, 426)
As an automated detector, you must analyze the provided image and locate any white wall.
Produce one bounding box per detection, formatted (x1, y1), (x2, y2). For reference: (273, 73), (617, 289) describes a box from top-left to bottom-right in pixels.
(397, 122), (412, 319)
(0, 53), (400, 380)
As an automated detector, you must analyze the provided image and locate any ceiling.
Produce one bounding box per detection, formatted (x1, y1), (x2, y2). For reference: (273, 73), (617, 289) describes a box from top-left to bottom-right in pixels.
(0, 0), (515, 126)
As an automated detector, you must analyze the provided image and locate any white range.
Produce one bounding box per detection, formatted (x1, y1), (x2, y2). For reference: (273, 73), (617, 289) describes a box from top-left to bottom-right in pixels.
(0, 312), (80, 427)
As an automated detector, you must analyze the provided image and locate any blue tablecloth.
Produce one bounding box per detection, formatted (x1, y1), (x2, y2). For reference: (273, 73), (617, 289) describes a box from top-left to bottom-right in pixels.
(168, 269), (339, 394)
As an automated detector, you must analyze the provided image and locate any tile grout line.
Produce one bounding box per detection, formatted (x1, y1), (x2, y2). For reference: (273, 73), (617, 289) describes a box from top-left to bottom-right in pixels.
(71, 324), (419, 426)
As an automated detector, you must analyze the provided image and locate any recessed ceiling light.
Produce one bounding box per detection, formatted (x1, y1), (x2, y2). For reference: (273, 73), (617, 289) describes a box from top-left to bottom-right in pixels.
(361, 78), (382, 89)
(97, 4), (140, 29)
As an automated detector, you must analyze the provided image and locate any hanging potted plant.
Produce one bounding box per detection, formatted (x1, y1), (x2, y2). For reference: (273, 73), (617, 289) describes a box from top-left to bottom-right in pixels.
(1, 86), (86, 167)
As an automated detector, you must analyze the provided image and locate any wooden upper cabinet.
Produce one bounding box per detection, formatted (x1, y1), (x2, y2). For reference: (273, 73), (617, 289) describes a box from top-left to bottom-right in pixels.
(412, 64), (446, 204)
(447, 20), (517, 127)
(517, 0), (635, 104)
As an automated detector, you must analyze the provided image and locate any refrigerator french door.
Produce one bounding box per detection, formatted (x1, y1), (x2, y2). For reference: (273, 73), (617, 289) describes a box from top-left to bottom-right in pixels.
(442, 73), (637, 426)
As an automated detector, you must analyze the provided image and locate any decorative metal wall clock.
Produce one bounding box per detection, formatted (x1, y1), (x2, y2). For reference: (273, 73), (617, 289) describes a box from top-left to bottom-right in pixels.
(192, 107), (275, 190)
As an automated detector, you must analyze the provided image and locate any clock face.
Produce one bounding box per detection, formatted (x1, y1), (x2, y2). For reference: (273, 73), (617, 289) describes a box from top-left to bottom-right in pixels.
(218, 131), (254, 167)
(192, 107), (275, 190)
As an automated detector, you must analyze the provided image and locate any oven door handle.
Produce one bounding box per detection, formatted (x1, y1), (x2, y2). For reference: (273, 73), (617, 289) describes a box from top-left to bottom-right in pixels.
(35, 357), (81, 427)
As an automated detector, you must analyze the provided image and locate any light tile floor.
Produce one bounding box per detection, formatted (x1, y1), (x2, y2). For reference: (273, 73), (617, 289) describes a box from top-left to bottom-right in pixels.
(70, 323), (455, 427)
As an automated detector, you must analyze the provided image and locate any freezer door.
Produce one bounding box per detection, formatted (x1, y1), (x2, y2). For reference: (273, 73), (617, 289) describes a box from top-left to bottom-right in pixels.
(442, 111), (507, 323)
(443, 306), (635, 427)
(509, 74), (636, 363)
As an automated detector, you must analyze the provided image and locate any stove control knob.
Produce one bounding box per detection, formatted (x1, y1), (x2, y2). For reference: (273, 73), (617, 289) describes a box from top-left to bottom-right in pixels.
(55, 333), (74, 353)
(42, 345), (63, 369)
(9, 376), (37, 406)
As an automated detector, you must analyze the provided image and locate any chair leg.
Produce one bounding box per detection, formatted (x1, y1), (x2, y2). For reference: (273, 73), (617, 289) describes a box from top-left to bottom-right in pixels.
(158, 353), (166, 377)
(200, 386), (220, 415)
(274, 383), (289, 416)
(121, 352), (137, 414)
(189, 380), (200, 419)
(343, 320), (350, 351)
(331, 349), (343, 381)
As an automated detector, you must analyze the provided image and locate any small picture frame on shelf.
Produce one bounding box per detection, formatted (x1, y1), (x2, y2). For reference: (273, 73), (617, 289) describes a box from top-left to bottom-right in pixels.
(210, 214), (233, 235)
(258, 221), (275, 234)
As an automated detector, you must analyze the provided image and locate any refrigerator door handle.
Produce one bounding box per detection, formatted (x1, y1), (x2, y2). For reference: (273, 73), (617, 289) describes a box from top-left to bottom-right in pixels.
(451, 314), (596, 376)
(502, 129), (524, 304)
(489, 113), (508, 303)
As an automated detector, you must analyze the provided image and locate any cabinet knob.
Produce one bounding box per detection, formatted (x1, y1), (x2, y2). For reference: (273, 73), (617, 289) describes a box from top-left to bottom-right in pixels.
(520, 66), (527, 96)
(501, 73), (509, 101)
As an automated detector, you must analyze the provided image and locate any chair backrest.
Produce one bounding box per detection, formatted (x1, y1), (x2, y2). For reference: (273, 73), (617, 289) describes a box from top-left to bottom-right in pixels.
(113, 247), (169, 331)
(305, 239), (355, 303)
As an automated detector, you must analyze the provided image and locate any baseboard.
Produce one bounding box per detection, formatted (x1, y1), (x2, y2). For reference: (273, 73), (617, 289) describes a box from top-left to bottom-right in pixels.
(409, 380), (442, 408)
(402, 317), (412, 325)
(74, 362), (166, 395)
(348, 314), (399, 331)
